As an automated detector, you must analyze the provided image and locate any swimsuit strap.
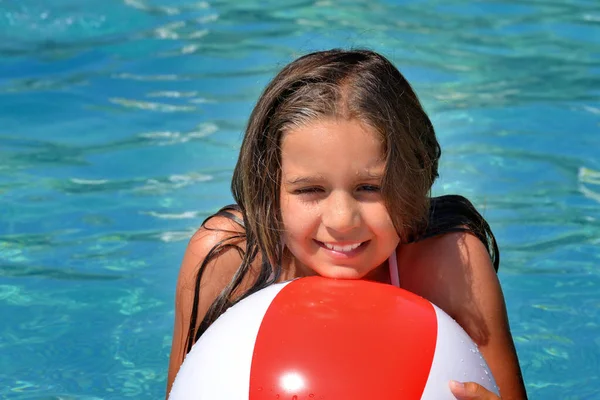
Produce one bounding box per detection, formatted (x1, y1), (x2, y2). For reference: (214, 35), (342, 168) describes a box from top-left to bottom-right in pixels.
(388, 250), (400, 288)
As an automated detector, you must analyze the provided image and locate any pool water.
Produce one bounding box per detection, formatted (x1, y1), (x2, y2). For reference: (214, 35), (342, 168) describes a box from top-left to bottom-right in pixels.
(1, 0), (599, 398)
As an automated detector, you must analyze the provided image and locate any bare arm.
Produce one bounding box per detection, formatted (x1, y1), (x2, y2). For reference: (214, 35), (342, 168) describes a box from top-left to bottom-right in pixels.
(166, 216), (247, 397)
(398, 232), (527, 400)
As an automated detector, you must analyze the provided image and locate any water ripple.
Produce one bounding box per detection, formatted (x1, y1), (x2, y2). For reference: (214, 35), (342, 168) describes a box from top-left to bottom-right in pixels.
(0, 263), (126, 281)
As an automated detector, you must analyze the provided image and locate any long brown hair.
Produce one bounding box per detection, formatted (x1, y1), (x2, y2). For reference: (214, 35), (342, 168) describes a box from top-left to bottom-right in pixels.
(185, 49), (499, 353)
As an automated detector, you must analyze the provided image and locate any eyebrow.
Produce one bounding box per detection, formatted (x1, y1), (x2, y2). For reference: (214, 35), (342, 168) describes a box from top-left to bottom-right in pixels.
(284, 171), (383, 185)
(284, 175), (325, 185)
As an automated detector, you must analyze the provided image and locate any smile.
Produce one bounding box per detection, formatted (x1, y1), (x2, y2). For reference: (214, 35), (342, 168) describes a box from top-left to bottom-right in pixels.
(316, 241), (367, 254)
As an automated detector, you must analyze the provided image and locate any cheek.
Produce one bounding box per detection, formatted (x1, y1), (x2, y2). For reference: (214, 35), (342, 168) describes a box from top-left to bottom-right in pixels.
(367, 205), (399, 237)
(280, 195), (319, 238)
(279, 193), (296, 230)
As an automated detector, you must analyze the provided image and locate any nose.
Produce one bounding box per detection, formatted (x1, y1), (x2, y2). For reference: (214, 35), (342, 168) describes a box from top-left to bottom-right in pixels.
(322, 191), (360, 233)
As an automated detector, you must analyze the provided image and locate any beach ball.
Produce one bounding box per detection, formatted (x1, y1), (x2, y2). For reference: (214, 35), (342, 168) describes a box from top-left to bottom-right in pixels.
(169, 276), (499, 400)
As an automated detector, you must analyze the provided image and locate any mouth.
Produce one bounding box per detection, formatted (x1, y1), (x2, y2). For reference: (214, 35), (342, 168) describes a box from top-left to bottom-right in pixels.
(314, 240), (368, 256)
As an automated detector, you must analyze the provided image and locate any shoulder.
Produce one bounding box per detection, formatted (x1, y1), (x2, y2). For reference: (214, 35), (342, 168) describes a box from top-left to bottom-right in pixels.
(398, 232), (528, 398)
(177, 209), (247, 293)
(187, 208), (245, 257)
(397, 231), (501, 345)
(425, 194), (499, 271)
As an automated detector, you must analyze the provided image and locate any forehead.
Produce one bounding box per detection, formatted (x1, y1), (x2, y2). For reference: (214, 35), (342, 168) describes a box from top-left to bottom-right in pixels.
(281, 118), (385, 176)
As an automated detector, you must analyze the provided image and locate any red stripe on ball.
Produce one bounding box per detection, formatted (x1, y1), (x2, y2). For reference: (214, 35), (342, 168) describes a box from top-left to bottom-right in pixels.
(249, 276), (438, 400)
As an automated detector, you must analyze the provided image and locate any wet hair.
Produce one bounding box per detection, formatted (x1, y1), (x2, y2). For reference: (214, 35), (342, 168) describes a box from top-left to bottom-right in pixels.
(184, 49), (499, 353)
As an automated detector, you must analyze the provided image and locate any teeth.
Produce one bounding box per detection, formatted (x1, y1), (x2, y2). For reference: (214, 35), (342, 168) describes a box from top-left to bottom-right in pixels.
(324, 242), (362, 252)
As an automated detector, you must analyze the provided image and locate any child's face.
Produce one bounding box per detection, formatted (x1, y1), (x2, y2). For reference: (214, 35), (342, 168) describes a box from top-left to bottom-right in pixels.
(280, 118), (400, 280)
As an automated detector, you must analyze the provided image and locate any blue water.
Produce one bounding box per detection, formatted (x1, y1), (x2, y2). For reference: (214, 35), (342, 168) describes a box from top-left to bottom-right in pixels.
(1, 0), (599, 398)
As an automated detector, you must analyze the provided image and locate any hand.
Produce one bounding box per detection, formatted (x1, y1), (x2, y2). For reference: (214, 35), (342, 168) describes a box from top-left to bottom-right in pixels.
(449, 380), (501, 400)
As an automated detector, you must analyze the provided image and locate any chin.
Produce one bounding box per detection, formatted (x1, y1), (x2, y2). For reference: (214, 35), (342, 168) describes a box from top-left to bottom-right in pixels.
(312, 266), (368, 280)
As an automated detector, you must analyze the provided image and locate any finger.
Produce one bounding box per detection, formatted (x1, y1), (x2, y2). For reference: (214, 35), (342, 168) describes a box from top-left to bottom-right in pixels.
(449, 380), (495, 400)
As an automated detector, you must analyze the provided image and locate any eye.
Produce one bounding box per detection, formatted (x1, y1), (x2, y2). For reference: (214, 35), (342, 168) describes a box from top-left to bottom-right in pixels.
(293, 187), (324, 195)
(358, 184), (381, 192)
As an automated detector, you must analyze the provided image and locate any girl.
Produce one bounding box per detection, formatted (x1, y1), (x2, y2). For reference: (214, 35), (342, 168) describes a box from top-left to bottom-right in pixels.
(167, 49), (528, 400)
